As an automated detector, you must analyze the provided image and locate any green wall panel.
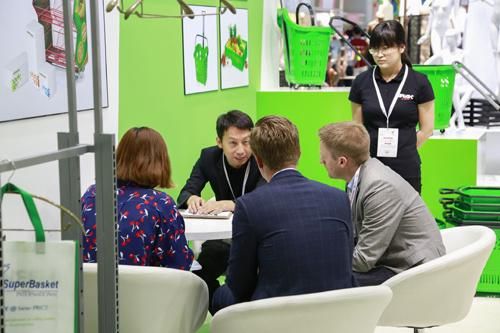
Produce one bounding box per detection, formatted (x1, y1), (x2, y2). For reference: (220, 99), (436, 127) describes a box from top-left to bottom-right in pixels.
(256, 91), (478, 218)
(419, 139), (477, 219)
(119, 0), (263, 200)
(256, 91), (352, 189)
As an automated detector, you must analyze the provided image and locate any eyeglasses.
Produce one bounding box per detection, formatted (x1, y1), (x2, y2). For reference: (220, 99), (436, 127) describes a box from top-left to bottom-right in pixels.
(368, 46), (395, 56)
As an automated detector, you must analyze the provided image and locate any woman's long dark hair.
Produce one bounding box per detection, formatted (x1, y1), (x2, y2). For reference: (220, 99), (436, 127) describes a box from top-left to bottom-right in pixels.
(370, 20), (412, 67)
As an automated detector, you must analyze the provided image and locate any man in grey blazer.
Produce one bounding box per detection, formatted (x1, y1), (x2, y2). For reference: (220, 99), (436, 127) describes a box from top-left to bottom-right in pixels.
(318, 121), (445, 286)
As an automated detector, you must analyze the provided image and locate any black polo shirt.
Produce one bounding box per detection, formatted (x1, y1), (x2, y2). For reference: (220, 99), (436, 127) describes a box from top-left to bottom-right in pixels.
(349, 65), (434, 179)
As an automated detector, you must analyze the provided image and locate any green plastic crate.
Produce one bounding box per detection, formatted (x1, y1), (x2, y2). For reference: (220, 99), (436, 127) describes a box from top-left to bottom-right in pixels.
(444, 220), (500, 293)
(413, 65), (455, 130)
(478, 226), (500, 293)
(440, 186), (500, 205)
(455, 199), (500, 213)
(277, 8), (332, 86)
(450, 206), (500, 222)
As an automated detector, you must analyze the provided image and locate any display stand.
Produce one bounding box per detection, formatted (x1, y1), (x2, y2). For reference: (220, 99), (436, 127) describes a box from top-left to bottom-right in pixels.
(0, 1), (118, 333)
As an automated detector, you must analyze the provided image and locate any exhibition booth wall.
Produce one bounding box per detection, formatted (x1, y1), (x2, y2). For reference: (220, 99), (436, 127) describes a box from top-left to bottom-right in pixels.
(256, 91), (478, 220)
(118, 0), (263, 201)
(0, 0), (494, 241)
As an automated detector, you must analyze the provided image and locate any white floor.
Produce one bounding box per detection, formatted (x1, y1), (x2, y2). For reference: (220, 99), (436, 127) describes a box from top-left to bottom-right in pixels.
(375, 296), (500, 333)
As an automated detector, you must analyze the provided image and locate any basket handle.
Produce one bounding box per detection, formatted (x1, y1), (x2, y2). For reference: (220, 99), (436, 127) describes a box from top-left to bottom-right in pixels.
(439, 197), (455, 209)
(439, 188), (457, 195)
(442, 210), (453, 221)
(195, 34), (208, 48)
(295, 2), (315, 26)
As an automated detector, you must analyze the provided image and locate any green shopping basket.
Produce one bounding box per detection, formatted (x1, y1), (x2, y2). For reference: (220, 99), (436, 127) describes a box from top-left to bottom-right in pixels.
(413, 65), (456, 131)
(444, 219), (500, 294)
(440, 187), (500, 205)
(440, 197), (500, 213)
(277, 3), (332, 86)
(194, 34), (209, 85)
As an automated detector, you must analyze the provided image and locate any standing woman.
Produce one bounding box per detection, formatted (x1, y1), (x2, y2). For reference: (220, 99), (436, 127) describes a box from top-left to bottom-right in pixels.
(349, 20), (435, 193)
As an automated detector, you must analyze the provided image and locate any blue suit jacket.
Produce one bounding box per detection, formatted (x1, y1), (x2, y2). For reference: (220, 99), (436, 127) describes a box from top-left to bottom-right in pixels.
(225, 169), (355, 302)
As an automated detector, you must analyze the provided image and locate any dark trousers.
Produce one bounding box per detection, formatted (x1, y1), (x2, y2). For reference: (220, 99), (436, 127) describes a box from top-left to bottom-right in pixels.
(211, 284), (236, 315)
(192, 240), (230, 308)
(353, 266), (396, 286)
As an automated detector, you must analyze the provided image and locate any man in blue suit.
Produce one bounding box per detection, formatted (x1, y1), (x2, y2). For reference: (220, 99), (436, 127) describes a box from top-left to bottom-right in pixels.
(211, 116), (356, 314)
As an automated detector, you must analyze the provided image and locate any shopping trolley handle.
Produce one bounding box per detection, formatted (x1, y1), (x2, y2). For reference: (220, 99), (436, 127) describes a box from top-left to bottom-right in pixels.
(452, 61), (500, 111)
(328, 16), (374, 68)
(329, 16), (371, 39)
(295, 2), (315, 26)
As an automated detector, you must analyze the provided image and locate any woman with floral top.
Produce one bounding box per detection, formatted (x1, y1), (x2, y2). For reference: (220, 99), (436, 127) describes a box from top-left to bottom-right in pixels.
(81, 127), (194, 270)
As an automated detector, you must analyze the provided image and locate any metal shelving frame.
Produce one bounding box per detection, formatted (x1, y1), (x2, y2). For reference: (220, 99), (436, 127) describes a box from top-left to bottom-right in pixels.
(0, 0), (118, 332)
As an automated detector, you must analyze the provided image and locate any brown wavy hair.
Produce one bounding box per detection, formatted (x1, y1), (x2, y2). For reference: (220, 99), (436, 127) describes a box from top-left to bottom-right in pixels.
(116, 127), (174, 188)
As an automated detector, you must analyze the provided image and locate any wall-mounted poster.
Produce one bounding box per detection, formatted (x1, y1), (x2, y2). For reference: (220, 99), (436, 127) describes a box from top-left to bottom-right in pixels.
(0, 0), (109, 123)
(220, 8), (249, 89)
(182, 6), (218, 95)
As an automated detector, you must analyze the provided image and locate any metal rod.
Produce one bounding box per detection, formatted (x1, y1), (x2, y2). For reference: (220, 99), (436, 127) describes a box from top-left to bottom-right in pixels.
(136, 12), (219, 18)
(90, 0), (103, 134)
(114, 4), (218, 18)
(57, 133), (84, 333)
(453, 61), (500, 110)
(62, 0), (78, 134)
(0, 145), (93, 173)
(0, 177), (4, 333)
(329, 17), (374, 68)
(94, 134), (119, 333)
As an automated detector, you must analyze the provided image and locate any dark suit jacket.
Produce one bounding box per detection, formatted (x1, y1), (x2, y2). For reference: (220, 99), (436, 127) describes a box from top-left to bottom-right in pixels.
(177, 146), (263, 208)
(225, 169), (355, 303)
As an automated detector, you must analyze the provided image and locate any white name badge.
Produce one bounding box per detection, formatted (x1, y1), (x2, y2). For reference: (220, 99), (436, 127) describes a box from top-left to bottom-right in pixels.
(377, 128), (399, 158)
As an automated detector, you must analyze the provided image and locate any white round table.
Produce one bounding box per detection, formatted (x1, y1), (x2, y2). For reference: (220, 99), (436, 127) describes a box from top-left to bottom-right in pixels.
(184, 216), (233, 241)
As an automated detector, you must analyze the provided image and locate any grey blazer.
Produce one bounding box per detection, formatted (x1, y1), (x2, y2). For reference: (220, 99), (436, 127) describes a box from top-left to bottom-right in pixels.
(352, 158), (445, 273)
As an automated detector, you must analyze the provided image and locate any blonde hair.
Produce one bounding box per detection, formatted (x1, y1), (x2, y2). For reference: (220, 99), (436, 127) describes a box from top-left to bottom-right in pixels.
(250, 116), (301, 171)
(116, 127), (174, 188)
(318, 121), (370, 166)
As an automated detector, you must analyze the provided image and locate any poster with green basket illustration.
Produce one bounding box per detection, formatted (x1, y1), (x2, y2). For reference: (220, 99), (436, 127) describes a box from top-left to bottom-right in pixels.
(220, 8), (249, 89)
(182, 6), (218, 95)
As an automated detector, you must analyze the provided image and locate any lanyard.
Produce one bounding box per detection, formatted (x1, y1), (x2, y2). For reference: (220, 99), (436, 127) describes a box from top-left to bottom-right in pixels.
(372, 64), (408, 128)
(222, 152), (250, 200)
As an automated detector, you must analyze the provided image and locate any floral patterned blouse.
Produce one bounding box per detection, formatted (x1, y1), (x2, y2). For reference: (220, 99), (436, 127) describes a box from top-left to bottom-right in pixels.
(81, 181), (193, 270)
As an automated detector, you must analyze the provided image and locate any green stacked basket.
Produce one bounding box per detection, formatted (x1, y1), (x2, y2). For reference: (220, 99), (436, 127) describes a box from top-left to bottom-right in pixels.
(440, 186), (500, 293)
(277, 6), (332, 86)
(413, 65), (456, 131)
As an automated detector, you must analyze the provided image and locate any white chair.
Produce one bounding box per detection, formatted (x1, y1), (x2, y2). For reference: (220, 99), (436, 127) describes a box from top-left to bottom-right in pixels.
(211, 286), (393, 333)
(83, 263), (208, 333)
(378, 225), (496, 332)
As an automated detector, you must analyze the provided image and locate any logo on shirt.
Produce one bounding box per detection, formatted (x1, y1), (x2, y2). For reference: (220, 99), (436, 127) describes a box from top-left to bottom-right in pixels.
(399, 93), (414, 101)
